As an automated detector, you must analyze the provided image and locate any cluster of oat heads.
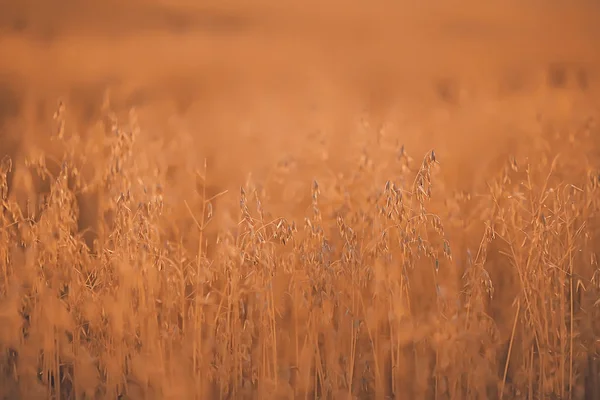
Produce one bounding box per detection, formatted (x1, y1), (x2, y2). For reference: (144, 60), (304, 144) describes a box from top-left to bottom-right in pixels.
(0, 97), (600, 399)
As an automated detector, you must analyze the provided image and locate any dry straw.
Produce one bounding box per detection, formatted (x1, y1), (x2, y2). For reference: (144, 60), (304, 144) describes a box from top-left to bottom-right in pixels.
(0, 96), (599, 400)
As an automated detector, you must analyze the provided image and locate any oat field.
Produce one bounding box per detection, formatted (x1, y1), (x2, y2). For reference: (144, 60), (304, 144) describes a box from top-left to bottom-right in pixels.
(1, 1), (600, 399)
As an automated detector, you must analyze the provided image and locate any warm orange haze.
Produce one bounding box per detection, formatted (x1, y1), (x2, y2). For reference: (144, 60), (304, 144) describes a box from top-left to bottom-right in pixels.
(1, 1), (600, 399)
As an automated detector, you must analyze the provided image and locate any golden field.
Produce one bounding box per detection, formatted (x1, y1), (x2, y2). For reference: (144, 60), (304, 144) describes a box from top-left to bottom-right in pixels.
(1, 1), (600, 399)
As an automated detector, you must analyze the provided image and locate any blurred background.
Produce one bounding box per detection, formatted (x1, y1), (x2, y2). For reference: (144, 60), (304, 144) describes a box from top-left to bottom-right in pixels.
(1, 0), (599, 201)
